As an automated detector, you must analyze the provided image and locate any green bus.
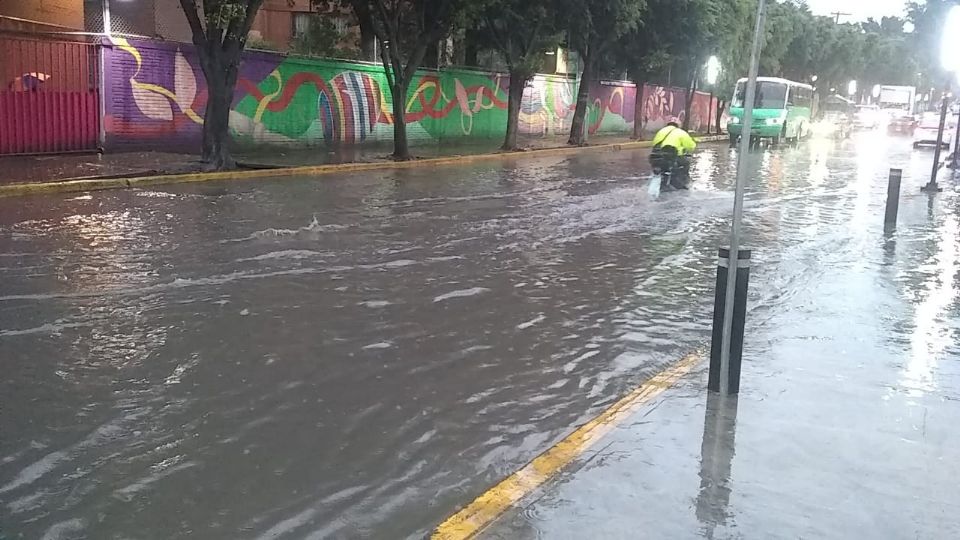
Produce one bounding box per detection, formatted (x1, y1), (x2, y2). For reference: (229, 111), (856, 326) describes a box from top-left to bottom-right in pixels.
(727, 77), (815, 144)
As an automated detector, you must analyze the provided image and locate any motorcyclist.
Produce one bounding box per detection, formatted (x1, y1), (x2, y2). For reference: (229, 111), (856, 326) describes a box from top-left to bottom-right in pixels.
(649, 120), (697, 189)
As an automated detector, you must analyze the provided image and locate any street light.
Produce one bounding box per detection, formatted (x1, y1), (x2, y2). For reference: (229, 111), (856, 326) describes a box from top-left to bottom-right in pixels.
(924, 4), (960, 191)
(942, 6), (960, 74)
(705, 56), (721, 86)
(811, 75), (818, 83)
(705, 56), (722, 134)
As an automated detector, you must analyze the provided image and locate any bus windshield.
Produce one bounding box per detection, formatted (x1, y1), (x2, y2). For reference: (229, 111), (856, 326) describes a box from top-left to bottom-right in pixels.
(733, 81), (788, 110)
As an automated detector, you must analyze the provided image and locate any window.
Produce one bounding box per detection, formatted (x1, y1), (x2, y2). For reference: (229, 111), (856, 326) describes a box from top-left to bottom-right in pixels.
(734, 81), (788, 109)
(293, 13), (312, 38)
(293, 13), (349, 38)
(790, 87), (812, 108)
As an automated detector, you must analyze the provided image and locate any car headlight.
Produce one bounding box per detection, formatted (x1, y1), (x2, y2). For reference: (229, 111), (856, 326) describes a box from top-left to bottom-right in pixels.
(729, 117), (740, 125)
(765, 118), (784, 125)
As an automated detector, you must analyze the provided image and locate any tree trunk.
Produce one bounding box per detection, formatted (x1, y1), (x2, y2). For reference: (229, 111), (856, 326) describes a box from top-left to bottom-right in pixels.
(502, 70), (528, 151)
(464, 29), (479, 66)
(352, 1), (377, 62)
(360, 25), (376, 61)
(423, 42), (439, 69)
(568, 52), (594, 146)
(715, 99), (726, 135)
(198, 52), (237, 171)
(631, 80), (645, 140)
(683, 72), (699, 132)
(391, 80), (411, 160)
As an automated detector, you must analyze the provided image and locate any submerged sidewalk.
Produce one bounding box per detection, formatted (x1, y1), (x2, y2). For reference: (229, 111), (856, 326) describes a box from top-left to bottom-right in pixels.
(479, 168), (960, 538)
(0, 134), (656, 186)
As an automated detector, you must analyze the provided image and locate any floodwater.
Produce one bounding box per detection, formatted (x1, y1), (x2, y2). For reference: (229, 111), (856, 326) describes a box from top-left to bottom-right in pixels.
(0, 132), (946, 538)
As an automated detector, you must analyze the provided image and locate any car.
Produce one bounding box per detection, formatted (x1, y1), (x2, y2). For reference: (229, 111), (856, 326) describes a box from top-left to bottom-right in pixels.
(817, 111), (853, 138)
(853, 104), (882, 129)
(913, 112), (957, 148)
(816, 95), (855, 138)
(887, 112), (918, 134)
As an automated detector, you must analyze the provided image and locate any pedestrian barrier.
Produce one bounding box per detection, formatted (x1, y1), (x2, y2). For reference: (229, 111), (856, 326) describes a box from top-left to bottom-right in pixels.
(708, 248), (751, 394)
(884, 168), (902, 232)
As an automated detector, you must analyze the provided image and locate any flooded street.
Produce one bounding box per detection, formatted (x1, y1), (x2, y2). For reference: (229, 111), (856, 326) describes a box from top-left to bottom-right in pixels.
(1, 133), (954, 538)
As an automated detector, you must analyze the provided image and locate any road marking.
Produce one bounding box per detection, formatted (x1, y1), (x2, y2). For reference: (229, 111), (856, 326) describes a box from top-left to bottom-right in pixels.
(0, 137), (726, 198)
(431, 351), (702, 540)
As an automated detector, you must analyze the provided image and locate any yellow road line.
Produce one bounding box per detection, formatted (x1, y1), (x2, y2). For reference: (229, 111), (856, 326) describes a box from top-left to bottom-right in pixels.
(0, 137), (725, 199)
(432, 351), (702, 540)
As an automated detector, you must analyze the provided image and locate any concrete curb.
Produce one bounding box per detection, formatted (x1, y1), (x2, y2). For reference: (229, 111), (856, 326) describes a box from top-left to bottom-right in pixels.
(0, 136), (727, 198)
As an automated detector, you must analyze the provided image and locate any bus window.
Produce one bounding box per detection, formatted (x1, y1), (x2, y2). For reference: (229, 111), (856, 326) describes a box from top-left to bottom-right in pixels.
(734, 81), (788, 110)
(788, 87), (811, 108)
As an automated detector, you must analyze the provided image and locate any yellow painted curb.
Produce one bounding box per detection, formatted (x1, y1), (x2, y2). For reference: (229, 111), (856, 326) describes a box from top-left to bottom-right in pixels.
(431, 350), (703, 540)
(0, 136), (726, 199)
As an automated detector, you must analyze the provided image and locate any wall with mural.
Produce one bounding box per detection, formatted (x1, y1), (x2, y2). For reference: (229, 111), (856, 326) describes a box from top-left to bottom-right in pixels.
(101, 37), (716, 152)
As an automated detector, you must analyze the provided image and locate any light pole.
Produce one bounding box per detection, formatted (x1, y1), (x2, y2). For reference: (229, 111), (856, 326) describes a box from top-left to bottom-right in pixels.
(923, 4), (960, 192)
(705, 56), (722, 135)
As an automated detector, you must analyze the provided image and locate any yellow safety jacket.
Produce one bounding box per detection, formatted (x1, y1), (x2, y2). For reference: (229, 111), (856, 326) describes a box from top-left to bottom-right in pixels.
(652, 126), (697, 155)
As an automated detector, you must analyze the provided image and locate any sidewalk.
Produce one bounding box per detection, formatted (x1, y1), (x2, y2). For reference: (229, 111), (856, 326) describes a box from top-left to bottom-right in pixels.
(0, 134), (658, 186)
(480, 166), (960, 538)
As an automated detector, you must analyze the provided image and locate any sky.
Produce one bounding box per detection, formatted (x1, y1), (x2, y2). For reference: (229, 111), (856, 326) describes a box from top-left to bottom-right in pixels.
(806, 0), (910, 21)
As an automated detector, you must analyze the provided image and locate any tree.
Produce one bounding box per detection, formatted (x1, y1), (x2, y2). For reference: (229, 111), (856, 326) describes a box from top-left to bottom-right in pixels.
(711, 0), (753, 132)
(180, 0), (265, 170)
(563, 0), (644, 145)
(609, 0), (680, 139)
(476, 0), (563, 150)
(346, 0), (486, 160)
(671, 0), (726, 131)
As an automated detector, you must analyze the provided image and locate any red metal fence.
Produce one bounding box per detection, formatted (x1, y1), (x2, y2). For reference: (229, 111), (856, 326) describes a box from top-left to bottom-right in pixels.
(0, 34), (100, 155)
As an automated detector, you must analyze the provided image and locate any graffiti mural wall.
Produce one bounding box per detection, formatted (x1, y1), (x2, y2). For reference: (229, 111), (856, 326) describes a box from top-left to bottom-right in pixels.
(101, 38), (716, 152)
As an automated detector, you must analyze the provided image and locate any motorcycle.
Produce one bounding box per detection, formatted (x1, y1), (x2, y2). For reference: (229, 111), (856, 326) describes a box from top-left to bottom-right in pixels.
(649, 146), (691, 194)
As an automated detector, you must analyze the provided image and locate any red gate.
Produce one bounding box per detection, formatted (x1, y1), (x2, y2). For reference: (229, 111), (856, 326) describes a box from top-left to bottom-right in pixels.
(0, 34), (100, 155)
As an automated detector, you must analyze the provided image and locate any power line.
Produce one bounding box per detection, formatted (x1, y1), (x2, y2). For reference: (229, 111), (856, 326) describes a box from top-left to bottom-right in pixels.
(831, 11), (852, 23)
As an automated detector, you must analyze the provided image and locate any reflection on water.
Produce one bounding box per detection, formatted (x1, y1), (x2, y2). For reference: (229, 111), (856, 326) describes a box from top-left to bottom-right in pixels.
(696, 394), (739, 539)
(902, 212), (959, 395)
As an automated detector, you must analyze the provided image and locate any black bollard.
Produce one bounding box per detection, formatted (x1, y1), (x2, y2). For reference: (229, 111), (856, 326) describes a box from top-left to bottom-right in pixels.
(884, 168), (902, 231)
(709, 249), (751, 394)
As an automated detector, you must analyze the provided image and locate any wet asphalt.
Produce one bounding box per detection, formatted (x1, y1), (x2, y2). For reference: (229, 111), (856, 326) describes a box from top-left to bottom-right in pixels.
(0, 132), (951, 538)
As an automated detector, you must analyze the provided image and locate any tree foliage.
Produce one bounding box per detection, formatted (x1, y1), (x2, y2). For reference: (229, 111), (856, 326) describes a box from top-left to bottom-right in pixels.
(290, 15), (360, 59)
(748, 1), (920, 100)
(346, 0), (489, 159)
(562, 0), (645, 145)
(475, 0), (564, 150)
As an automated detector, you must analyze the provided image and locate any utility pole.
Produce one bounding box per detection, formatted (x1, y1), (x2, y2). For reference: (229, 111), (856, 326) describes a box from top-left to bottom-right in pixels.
(831, 11), (851, 23)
